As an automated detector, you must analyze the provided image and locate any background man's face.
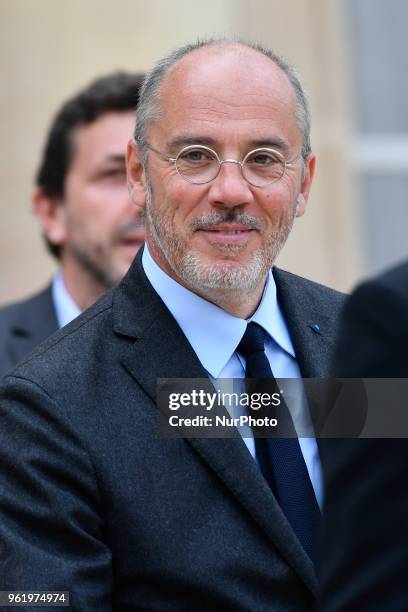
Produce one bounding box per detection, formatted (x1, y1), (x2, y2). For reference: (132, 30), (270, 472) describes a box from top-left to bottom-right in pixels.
(58, 111), (143, 288)
(140, 45), (314, 296)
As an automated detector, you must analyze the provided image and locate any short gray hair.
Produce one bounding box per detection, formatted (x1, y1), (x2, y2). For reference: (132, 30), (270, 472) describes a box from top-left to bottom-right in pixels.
(135, 38), (311, 161)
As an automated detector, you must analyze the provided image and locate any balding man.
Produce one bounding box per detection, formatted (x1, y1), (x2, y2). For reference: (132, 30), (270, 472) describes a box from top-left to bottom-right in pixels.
(0, 40), (344, 610)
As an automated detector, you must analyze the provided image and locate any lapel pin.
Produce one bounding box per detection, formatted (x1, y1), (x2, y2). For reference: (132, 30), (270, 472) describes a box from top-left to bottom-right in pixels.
(310, 323), (321, 334)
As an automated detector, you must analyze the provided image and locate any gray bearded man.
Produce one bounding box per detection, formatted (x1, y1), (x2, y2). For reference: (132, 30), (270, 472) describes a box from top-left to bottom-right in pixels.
(0, 40), (344, 610)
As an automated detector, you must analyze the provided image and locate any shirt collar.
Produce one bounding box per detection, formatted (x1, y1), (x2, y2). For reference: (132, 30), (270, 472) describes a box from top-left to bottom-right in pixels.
(52, 273), (81, 328)
(142, 246), (295, 377)
(249, 272), (296, 359)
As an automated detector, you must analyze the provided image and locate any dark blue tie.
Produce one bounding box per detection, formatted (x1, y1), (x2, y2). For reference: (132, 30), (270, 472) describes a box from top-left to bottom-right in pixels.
(237, 322), (321, 567)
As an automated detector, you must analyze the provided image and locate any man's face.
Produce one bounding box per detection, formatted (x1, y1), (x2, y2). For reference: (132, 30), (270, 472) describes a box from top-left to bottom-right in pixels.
(130, 46), (314, 298)
(53, 111), (144, 289)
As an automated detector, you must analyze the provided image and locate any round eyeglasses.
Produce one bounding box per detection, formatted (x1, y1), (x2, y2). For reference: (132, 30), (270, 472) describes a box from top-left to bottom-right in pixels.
(144, 142), (301, 188)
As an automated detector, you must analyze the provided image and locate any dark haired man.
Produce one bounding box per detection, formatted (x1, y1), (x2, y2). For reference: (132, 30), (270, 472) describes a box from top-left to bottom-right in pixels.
(0, 41), (344, 609)
(0, 72), (144, 377)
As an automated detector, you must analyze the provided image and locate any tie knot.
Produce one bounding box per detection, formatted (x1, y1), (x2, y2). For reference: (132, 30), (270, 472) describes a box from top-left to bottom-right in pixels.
(237, 322), (266, 358)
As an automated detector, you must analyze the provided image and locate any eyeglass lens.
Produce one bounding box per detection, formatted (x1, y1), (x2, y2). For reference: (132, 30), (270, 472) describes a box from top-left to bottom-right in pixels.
(175, 146), (286, 186)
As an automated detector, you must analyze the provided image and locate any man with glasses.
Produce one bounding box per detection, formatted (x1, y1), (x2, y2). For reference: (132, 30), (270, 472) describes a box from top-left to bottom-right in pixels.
(0, 40), (344, 610)
(144, 143), (300, 187)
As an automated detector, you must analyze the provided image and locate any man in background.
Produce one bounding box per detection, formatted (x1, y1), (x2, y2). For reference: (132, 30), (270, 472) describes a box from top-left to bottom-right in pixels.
(0, 72), (145, 377)
(320, 259), (408, 611)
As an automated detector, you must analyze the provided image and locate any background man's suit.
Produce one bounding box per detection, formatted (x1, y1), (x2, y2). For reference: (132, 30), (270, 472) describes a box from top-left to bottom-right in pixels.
(320, 260), (408, 611)
(0, 252), (344, 611)
(0, 286), (58, 378)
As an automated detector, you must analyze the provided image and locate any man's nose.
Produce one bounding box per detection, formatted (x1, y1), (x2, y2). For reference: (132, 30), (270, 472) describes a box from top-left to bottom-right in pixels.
(207, 160), (254, 208)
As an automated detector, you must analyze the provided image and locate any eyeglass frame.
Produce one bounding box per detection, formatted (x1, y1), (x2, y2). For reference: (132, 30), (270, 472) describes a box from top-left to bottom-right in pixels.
(140, 141), (303, 188)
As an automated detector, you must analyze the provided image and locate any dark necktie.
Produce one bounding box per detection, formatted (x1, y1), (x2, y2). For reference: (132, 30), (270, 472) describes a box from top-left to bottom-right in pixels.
(237, 321), (321, 567)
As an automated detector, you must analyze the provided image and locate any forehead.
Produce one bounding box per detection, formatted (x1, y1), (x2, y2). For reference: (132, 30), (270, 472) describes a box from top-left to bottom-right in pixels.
(71, 111), (135, 164)
(151, 45), (301, 150)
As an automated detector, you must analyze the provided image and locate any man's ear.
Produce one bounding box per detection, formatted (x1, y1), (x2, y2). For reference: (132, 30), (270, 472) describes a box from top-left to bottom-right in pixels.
(32, 190), (67, 247)
(295, 153), (316, 218)
(127, 139), (146, 205)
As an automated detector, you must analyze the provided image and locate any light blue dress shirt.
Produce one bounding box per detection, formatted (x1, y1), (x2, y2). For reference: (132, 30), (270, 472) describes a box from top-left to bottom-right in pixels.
(142, 246), (323, 508)
(51, 273), (81, 328)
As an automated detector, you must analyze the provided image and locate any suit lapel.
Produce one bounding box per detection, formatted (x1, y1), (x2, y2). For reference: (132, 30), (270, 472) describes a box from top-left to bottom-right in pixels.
(186, 435), (319, 594)
(273, 268), (341, 377)
(8, 285), (59, 364)
(114, 255), (319, 595)
(273, 268), (346, 435)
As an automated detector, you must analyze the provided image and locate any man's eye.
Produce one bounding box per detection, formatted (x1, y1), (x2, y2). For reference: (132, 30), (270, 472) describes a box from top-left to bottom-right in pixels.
(107, 168), (126, 175)
(100, 168), (126, 179)
(249, 153), (278, 166)
(182, 150), (212, 163)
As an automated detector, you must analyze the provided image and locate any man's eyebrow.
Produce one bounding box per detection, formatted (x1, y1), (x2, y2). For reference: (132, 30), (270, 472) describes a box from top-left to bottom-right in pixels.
(166, 136), (291, 155)
(247, 137), (290, 154)
(167, 136), (219, 150)
(105, 154), (126, 163)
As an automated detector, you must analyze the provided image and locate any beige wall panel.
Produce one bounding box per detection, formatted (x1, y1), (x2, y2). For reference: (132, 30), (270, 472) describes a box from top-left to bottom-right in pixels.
(0, 0), (359, 305)
(231, 0), (361, 290)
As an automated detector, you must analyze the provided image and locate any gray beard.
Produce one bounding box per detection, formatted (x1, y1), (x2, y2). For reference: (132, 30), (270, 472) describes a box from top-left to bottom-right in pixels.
(69, 242), (118, 290)
(145, 177), (295, 294)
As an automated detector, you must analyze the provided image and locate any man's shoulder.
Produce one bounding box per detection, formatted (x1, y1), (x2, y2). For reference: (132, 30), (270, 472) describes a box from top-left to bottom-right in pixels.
(272, 268), (346, 377)
(0, 286), (59, 378)
(1, 257), (162, 391)
(0, 286), (53, 328)
(8, 289), (115, 376)
(343, 259), (408, 325)
(0, 285), (60, 378)
(363, 259), (408, 299)
(273, 267), (346, 308)
(340, 260), (408, 350)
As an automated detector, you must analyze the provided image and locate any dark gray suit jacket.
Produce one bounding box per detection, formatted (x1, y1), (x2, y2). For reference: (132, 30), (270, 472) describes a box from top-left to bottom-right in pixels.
(0, 252), (344, 611)
(320, 260), (408, 611)
(0, 285), (58, 378)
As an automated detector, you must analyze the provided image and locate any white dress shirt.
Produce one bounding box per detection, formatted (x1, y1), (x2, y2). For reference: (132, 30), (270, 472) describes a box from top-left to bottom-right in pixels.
(142, 245), (323, 507)
(52, 273), (81, 328)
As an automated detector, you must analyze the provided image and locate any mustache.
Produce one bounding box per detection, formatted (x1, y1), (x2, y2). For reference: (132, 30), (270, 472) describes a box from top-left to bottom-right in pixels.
(190, 210), (263, 231)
